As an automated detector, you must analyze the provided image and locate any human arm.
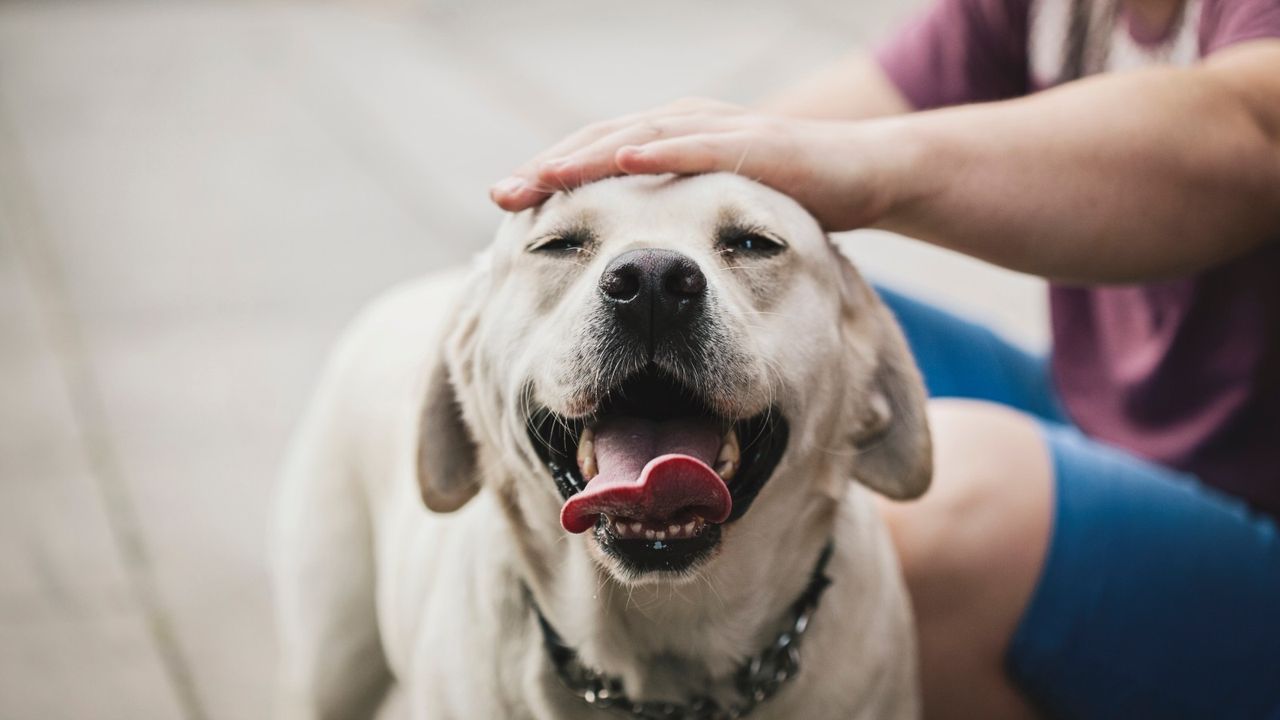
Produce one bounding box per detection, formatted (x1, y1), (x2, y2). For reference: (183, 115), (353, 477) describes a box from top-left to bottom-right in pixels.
(492, 41), (1280, 283)
(875, 40), (1280, 282)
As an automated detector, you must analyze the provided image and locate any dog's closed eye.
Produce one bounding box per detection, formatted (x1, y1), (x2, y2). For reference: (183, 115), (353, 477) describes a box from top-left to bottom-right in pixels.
(527, 226), (594, 255)
(716, 224), (787, 256)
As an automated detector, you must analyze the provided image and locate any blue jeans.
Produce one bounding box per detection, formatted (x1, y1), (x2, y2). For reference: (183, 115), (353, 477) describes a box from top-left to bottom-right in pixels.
(879, 286), (1280, 720)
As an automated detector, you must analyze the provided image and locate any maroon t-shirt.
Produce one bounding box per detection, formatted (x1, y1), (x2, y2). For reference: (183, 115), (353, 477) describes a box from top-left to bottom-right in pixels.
(877, 0), (1280, 517)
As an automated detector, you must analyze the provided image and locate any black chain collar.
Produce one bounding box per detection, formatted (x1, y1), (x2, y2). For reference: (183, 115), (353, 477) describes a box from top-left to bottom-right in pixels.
(528, 542), (834, 720)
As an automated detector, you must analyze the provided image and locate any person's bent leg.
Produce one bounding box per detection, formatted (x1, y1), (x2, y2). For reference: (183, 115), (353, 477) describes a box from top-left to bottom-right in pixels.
(882, 398), (1280, 719)
(879, 399), (1051, 720)
(1006, 424), (1280, 719)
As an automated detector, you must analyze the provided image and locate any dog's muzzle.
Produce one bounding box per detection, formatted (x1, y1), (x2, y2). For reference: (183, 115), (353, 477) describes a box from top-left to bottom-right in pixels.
(526, 248), (790, 576)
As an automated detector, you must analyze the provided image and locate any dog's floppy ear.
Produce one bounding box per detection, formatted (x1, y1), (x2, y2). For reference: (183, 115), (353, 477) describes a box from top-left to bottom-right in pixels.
(416, 277), (486, 513)
(838, 256), (932, 500)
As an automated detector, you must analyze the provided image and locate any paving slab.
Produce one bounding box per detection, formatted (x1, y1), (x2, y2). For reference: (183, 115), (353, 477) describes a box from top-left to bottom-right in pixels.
(0, 156), (186, 718)
(0, 3), (488, 325)
(0, 4), (486, 718)
(0, 613), (187, 720)
(81, 316), (349, 720)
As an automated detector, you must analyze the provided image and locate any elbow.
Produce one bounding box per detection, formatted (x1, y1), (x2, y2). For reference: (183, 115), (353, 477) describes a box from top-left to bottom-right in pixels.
(1200, 57), (1280, 226)
(1235, 114), (1280, 238)
(1231, 121), (1280, 223)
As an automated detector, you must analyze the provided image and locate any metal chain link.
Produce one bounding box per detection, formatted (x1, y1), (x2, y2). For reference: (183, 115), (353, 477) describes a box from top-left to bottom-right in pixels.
(532, 543), (834, 720)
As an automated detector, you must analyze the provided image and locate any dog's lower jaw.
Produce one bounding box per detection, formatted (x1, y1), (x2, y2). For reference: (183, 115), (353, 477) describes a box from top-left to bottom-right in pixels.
(589, 520), (723, 581)
(533, 523), (836, 683)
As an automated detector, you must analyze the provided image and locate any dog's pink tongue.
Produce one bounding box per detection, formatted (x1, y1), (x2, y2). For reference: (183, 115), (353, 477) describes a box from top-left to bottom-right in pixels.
(560, 417), (729, 534)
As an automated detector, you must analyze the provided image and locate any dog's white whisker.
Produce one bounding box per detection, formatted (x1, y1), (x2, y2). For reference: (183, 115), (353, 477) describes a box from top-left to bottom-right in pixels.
(731, 143), (753, 176)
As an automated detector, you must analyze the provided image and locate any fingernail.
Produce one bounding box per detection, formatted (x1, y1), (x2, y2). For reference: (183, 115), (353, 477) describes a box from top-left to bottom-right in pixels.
(618, 145), (645, 156)
(492, 176), (525, 195)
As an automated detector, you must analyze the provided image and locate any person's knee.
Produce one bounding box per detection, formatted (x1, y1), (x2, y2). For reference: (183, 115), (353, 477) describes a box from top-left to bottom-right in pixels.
(879, 399), (1054, 718)
(880, 398), (1053, 634)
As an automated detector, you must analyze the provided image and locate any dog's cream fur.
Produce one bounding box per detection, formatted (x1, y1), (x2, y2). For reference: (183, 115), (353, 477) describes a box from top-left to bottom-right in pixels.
(273, 174), (931, 719)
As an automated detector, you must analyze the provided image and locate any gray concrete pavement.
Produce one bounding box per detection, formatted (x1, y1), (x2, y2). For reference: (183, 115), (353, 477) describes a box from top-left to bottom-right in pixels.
(0, 2), (1046, 718)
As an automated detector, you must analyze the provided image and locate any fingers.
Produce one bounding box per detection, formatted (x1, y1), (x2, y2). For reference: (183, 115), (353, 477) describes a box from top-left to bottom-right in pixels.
(614, 132), (763, 177)
(490, 98), (743, 211)
(489, 174), (557, 211)
(535, 115), (738, 195)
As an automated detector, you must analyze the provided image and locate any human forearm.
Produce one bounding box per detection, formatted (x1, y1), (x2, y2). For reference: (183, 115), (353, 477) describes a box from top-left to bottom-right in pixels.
(873, 43), (1280, 282)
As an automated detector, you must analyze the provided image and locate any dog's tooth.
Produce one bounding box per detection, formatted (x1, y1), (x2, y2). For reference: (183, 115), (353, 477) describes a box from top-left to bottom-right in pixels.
(577, 427), (597, 480)
(668, 524), (680, 536)
(716, 427), (739, 462)
(715, 455), (738, 481)
(655, 530), (666, 540)
(645, 529), (656, 540)
(683, 521), (696, 535)
(715, 428), (740, 480)
(631, 522), (643, 535)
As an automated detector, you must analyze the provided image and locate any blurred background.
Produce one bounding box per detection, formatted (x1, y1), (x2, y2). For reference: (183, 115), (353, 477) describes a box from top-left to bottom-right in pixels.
(0, 1), (1047, 718)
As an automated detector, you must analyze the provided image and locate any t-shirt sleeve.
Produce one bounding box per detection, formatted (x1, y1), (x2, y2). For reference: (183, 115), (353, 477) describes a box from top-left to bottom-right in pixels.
(875, 0), (1032, 109)
(1201, 0), (1280, 55)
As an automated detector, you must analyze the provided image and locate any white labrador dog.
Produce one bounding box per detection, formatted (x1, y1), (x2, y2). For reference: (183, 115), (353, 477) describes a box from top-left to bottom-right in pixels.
(273, 173), (931, 720)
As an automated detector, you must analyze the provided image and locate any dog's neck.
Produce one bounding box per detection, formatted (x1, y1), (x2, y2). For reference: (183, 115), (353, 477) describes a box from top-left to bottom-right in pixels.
(528, 540), (834, 715)
(510, 501), (839, 703)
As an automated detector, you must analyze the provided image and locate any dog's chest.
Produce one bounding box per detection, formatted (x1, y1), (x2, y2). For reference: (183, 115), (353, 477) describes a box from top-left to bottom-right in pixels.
(393, 573), (857, 719)
(405, 597), (901, 720)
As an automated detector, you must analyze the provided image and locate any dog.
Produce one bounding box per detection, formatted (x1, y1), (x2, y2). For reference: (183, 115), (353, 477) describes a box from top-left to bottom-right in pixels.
(273, 172), (932, 720)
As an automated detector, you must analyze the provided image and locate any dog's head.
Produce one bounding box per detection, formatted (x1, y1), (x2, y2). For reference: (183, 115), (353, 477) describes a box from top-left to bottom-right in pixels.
(418, 173), (930, 584)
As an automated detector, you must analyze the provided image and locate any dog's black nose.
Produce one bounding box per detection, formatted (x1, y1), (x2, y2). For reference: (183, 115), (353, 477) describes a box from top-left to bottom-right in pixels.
(599, 249), (706, 350)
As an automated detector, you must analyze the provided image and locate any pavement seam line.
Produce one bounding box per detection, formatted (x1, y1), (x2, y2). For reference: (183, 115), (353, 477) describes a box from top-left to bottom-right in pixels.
(0, 101), (209, 720)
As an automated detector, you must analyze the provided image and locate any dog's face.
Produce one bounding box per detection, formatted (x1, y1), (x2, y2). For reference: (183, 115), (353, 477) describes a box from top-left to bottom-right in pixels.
(418, 174), (929, 585)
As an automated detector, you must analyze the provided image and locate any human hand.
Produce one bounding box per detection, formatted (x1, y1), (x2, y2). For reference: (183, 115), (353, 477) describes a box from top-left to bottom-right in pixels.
(489, 98), (912, 232)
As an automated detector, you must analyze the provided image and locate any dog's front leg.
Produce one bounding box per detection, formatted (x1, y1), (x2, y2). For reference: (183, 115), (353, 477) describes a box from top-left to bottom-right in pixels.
(272, 357), (392, 720)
